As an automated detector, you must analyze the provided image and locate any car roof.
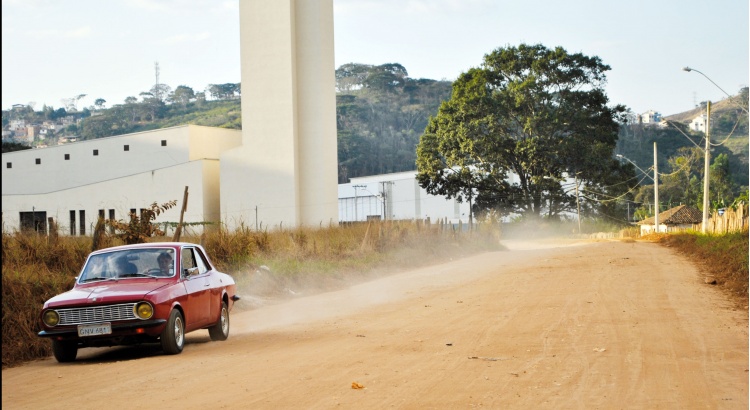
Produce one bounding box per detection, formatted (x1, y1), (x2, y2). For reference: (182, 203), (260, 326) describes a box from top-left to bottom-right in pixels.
(90, 242), (201, 255)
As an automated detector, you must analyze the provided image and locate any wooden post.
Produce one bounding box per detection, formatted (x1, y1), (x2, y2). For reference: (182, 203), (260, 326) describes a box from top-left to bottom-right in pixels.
(172, 186), (189, 242)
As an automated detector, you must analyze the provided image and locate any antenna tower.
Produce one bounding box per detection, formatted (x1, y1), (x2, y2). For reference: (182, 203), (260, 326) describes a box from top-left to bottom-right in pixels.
(154, 61), (160, 87)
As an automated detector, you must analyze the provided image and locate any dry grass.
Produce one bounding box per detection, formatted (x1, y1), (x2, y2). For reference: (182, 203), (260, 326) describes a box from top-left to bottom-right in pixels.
(2, 221), (501, 368)
(1, 231), (86, 367)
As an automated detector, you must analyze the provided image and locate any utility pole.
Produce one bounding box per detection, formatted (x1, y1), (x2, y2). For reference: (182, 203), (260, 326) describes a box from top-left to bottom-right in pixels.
(574, 173), (581, 234)
(682, 67), (734, 232)
(653, 142), (659, 233)
(702, 101), (711, 233)
(627, 201), (630, 223)
(172, 186), (189, 242)
(379, 181), (391, 221)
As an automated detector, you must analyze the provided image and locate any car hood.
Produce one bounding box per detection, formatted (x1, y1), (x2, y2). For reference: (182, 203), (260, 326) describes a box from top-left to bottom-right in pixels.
(45, 281), (170, 308)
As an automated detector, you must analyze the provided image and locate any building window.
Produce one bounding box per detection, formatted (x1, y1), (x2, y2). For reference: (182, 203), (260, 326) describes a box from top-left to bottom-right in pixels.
(6, 163), (11, 169)
(79, 210), (86, 236)
(64, 154), (70, 160)
(93, 149), (99, 156)
(70, 210), (76, 236)
(161, 140), (167, 146)
(124, 145), (129, 151)
(98, 209), (105, 220)
(35, 158), (41, 165)
(20, 211), (47, 234)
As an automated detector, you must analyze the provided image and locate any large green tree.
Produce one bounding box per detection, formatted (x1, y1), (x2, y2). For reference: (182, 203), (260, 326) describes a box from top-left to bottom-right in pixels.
(416, 43), (632, 222)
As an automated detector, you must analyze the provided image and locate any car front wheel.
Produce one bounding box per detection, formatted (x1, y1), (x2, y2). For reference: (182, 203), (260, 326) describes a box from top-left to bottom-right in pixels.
(160, 309), (185, 355)
(208, 301), (230, 341)
(51, 340), (78, 363)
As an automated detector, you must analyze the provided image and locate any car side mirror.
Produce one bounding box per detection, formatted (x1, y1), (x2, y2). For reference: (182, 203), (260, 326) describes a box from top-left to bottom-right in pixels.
(184, 267), (199, 277)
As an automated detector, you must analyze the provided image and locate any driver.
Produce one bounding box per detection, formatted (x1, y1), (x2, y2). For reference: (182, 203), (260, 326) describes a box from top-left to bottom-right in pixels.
(156, 252), (174, 276)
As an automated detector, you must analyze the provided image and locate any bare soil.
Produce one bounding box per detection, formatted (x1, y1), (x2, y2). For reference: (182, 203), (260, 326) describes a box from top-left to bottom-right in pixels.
(3, 239), (748, 409)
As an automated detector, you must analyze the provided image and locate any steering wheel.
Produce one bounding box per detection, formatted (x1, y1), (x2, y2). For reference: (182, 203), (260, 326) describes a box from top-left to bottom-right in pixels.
(145, 268), (164, 276)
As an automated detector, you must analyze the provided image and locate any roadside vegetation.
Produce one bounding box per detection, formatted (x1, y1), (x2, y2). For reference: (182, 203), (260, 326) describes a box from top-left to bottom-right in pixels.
(657, 231), (749, 307)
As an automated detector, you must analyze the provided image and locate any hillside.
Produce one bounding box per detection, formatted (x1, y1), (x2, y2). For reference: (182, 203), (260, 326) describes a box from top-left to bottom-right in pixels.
(664, 96), (745, 122)
(661, 97), (749, 164)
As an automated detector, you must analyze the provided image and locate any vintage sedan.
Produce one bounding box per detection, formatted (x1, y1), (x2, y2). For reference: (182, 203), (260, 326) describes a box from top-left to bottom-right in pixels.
(38, 242), (240, 362)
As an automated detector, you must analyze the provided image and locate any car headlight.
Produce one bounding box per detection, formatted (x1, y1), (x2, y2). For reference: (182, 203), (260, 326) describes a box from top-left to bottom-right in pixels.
(134, 302), (154, 320)
(43, 310), (59, 327)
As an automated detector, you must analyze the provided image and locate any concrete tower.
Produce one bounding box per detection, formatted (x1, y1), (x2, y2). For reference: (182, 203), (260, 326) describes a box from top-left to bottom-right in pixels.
(220, 0), (338, 230)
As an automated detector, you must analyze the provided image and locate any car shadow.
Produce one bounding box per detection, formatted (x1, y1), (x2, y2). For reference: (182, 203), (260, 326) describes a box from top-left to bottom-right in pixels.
(72, 332), (213, 364)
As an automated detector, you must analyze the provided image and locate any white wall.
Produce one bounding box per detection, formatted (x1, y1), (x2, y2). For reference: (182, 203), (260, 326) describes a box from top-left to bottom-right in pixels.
(2, 126), (197, 195)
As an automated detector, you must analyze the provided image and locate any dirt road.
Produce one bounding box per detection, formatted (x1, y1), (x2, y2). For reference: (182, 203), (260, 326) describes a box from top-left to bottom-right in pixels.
(3, 239), (748, 409)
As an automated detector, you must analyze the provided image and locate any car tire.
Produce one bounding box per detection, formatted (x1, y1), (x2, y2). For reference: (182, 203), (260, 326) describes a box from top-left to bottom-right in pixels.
(160, 309), (185, 355)
(208, 301), (230, 341)
(51, 340), (78, 363)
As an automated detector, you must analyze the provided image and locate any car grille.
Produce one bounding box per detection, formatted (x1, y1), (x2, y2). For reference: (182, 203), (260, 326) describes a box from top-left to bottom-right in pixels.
(56, 303), (137, 325)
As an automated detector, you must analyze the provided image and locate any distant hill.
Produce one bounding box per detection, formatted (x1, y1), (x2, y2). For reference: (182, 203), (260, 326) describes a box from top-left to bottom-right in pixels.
(664, 96), (747, 123)
(660, 93), (748, 168)
(616, 91), (748, 202)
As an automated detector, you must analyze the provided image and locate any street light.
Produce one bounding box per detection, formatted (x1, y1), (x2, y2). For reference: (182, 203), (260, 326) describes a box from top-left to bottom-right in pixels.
(682, 66), (720, 233)
(682, 67), (748, 113)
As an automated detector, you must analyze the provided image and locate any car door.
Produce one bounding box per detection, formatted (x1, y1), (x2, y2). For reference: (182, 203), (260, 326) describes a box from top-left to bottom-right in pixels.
(180, 246), (211, 328)
(192, 247), (219, 321)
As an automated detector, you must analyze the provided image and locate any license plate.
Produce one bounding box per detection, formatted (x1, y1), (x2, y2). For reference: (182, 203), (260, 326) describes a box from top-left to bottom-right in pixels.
(77, 323), (112, 337)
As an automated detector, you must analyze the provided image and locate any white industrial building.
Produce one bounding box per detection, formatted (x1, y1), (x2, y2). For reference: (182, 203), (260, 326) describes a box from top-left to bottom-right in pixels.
(338, 172), (470, 224)
(1, 0), (476, 235)
(1, 125), (242, 235)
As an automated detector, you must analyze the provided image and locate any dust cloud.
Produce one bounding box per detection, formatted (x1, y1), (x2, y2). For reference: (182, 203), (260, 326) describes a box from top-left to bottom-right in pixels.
(228, 236), (588, 336)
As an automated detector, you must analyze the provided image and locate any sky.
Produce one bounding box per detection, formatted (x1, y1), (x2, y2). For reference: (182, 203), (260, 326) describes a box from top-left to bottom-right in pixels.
(2, 0), (748, 117)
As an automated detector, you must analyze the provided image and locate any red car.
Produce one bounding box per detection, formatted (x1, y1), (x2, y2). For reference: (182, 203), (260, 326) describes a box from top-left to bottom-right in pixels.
(38, 242), (240, 362)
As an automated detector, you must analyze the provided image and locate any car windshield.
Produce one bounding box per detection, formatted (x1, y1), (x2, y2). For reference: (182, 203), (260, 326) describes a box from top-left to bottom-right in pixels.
(78, 248), (176, 283)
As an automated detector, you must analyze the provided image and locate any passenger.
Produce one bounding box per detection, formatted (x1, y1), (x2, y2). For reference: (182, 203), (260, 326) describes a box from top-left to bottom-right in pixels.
(116, 256), (137, 276)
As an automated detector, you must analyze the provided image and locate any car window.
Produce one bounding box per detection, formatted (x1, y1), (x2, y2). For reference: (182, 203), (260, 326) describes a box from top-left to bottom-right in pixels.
(182, 247), (209, 275)
(78, 248), (176, 282)
(181, 248), (197, 275)
(194, 248), (209, 274)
